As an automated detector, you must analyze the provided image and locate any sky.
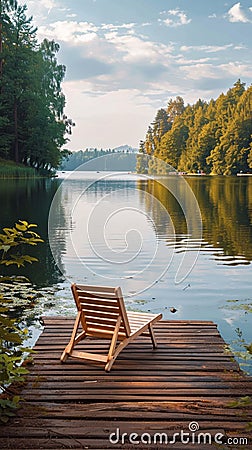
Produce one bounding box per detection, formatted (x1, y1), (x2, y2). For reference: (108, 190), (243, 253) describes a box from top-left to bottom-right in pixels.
(19, 0), (252, 151)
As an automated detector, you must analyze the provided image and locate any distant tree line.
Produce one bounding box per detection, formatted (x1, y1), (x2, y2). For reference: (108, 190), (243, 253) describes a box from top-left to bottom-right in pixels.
(137, 80), (252, 175)
(61, 149), (115, 170)
(0, 0), (73, 172)
(61, 148), (137, 171)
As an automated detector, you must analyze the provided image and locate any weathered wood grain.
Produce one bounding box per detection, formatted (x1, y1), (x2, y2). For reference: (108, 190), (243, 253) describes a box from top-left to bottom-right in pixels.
(0, 317), (251, 449)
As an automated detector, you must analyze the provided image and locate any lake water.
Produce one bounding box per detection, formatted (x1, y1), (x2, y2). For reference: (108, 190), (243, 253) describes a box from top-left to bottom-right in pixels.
(0, 172), (251, 373)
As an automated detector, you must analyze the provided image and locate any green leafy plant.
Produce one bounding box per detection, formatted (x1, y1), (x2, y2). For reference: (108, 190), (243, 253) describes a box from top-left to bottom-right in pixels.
(221, 299), (252, 373)
(0, 220), (43, 268)
(0, 220), (43, 423)
(231, 327), (252, 369)
(228, 396), (252, 408)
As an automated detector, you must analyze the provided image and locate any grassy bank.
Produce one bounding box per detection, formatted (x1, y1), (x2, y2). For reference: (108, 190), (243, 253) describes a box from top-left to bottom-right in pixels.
(0, 159), (37, 178)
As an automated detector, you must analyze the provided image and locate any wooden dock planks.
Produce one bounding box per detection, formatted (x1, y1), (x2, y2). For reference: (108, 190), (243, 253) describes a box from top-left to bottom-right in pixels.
(0, 317), (251, 449)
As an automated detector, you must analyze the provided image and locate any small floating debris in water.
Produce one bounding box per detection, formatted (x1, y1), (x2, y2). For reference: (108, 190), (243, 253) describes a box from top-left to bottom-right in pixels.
(169, 307), (177, 313)
(182, 283), (191, 291)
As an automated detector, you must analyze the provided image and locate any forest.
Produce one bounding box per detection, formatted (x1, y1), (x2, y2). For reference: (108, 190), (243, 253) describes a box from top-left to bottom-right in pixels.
(138, 80), (252, 175)
(60, 146), (137, 171)
(0, 0), (73, 173)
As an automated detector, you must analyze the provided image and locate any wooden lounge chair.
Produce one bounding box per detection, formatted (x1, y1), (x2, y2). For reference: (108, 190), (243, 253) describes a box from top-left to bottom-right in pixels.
(60, 284), (162, 371)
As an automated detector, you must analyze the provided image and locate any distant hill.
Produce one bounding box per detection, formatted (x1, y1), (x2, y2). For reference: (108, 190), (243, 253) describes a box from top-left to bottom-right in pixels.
(60, 146), (138, 171)
(112, 145), (138, 153)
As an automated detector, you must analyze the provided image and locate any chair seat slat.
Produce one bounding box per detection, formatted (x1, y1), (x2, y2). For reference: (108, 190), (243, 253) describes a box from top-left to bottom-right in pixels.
(86, 322), (127, 334)
(128, 312), (161, 318)
(85, 329), (127, 340)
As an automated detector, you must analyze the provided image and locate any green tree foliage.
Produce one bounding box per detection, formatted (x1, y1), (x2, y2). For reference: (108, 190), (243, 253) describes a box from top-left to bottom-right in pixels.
(0, 220), (43, 422)
(138, 97), (186, 173)
(0, 0), (73, 172)
(151, 108), (170, 149)
(248, 144), (252, 169)
(139, 80), (252, 175)
(159, 117), (188, 168)
(0, 1), (17, 76)
(136, 141), (148, 173)
(166, 95), (185, 124)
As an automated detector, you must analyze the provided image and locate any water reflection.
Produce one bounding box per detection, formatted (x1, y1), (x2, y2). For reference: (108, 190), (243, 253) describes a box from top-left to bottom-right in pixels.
(0, 178), (64, 285)
(189, 176), (252, 264)
(0, 174), (251, 372)
(139, 176), (252, 265)
(1, 175), (251, 283)
(48, 173), (177, 295)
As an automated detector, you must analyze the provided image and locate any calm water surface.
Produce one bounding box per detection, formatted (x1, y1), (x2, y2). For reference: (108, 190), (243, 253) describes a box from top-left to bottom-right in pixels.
(0, 173), (251, 372)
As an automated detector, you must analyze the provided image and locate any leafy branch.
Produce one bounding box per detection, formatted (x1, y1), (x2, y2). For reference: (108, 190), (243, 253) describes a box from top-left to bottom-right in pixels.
(0, 220), (43, 422)
(0, 220), (43, 268)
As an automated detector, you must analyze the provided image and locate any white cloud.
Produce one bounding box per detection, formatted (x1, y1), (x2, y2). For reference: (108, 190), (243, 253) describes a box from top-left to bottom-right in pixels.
(182, 63), (220, 80)
(104, 32), (173, 63)
(38, 21), (98, 44)
(19, 0), (58, 12)
(218, 61), (252, 77)
(66, 14), (77, 19)
(227, 2), (252, 23)
(40, 0), (57, 8)
(162, 9), (191, 27)
(182, 61), (252, 80)
(37, 20), (153, 62)
(101, 23), (136, 31)
(234, 44), (247, 50)
(180, 44), (234, 53)
(19, 0), (58, 23)
(36, 18), (177, 89)
(176, 56), (214, 65)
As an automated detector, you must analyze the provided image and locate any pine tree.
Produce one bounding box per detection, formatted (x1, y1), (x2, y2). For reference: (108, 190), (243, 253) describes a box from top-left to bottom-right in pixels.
(0, 1), (73, 171)
(136, 81), (252, 175)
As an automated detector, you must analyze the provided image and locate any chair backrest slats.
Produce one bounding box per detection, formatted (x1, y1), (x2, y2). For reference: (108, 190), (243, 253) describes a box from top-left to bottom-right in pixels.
(76, 284), (117, 294)
(78, 296), (121, 308)
(84, 311), (121, 322)
(85, 321), (126, 333)
(79, 303), (120, 315)
(72, 284), (131, 337)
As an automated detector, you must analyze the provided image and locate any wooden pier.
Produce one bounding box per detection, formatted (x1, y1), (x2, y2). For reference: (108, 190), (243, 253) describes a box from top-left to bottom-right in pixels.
(1, 317), (251, 449)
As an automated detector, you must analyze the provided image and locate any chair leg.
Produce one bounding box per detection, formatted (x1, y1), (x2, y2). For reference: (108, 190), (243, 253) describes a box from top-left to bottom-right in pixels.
(105, 339), (128, 372)
(148, 323), (157, 348)
(105, 357), (116, 372)
(105, 316), (122, 372)
(60, 311), (83, 363)
(60, 348), (68, 362)
(106, 323), (158, 371)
